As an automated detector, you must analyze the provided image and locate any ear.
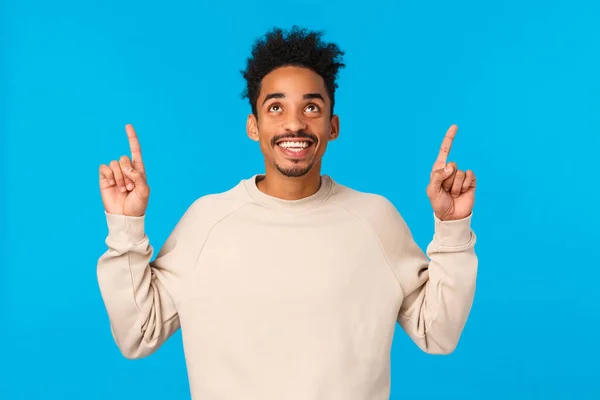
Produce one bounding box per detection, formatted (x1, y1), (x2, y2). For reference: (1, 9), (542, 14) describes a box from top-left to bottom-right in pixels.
(328, 114), (340, 141)
(246, 113), (259, 142)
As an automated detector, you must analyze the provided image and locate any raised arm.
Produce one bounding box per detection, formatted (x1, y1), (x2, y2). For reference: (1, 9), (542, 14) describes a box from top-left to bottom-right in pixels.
(96, 124), (187, 359)
(392, 211), (477, 354)
(392, 125), (478, 354)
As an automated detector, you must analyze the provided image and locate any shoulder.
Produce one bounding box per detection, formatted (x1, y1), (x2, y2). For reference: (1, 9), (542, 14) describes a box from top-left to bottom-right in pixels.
(327, 178), (414, 243)
(165, 178), (252, 241)
(179, 178), (253, 228)
(157, 178), (253, 257)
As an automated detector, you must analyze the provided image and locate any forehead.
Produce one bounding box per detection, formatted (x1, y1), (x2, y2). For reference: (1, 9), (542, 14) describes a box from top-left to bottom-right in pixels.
(259, 66), (328, 100)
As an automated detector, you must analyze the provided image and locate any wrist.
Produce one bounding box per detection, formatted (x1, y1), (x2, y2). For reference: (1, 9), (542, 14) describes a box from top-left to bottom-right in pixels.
(432, 212), (474, 247)
(105, 211), (146, 243)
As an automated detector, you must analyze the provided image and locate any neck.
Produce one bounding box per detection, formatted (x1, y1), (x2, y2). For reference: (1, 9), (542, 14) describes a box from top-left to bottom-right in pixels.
(257, 164), (322, 200)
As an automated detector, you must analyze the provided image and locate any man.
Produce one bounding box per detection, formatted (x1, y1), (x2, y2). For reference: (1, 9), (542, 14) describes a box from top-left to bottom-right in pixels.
(97, 26), (477, 399)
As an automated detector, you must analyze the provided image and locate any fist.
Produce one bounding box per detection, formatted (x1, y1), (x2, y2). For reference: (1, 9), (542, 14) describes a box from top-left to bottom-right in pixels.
(98, 124), (150, 217)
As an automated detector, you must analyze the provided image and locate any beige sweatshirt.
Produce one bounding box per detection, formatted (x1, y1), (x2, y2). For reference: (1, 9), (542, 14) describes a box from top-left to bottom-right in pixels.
(97, 174), (478, 400)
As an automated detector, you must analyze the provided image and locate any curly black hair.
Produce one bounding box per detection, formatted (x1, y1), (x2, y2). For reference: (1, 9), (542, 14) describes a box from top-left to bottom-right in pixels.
(241, 26), (346, 117)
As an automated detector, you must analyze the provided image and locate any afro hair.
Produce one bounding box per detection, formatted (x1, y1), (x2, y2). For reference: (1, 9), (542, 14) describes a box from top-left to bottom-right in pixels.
(241, 26), (346, 116)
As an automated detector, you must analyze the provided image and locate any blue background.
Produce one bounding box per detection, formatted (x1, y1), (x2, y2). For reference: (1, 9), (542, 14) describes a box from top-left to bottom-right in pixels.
(2, 0), (599, 398)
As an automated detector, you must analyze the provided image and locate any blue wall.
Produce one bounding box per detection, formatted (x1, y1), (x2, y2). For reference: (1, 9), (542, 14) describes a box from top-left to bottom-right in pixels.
(2, 0), (598, 398)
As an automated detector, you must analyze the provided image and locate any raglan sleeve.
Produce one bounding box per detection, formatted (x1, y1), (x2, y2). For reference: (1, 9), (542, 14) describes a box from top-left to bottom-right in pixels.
(96, 200), (200, 359)
(379, 197), (478, 355)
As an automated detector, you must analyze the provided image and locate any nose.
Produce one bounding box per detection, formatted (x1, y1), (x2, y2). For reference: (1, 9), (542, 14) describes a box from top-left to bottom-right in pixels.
(281, 110), (307, 133)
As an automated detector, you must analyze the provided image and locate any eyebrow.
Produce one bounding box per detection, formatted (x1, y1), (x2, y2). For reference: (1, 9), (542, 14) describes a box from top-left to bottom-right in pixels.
(262, 92), (325, 105)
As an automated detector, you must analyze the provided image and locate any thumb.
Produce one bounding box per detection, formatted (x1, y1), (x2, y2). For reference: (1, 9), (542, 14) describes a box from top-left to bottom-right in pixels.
(120, 157), (145, 185)
(122, 165), (144, 185)
(122, 165), (150, 200)
(430, 164), (455, 187)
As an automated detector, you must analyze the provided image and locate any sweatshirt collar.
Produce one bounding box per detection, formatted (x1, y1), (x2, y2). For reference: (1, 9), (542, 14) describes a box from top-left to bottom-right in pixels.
(244, 174), (334, 212)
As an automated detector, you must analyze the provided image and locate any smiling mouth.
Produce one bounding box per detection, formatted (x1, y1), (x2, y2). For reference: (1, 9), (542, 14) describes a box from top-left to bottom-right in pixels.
(276, 139), (314, 152)
(275, 139), (315, 158)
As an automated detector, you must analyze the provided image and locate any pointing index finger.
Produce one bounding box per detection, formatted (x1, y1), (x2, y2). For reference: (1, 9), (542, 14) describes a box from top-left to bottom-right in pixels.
(125, 124), (144, 173)
(432, 124), (457, 171)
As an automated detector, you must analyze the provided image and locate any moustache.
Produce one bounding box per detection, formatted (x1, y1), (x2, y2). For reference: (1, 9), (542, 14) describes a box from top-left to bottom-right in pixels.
(270, 131), (319, 147)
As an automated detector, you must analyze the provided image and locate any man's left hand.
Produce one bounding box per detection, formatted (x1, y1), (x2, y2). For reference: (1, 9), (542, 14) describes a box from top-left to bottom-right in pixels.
(426, 124), (477, 221)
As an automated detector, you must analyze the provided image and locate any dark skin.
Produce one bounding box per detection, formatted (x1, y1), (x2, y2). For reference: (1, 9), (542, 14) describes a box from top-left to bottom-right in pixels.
(246, 65), (340, 200)
(243, 65), (476, 219)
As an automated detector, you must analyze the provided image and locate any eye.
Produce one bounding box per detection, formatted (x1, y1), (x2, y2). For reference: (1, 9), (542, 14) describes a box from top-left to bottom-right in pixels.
(305, 104), (320, 113)
(268, 104), (283, 112)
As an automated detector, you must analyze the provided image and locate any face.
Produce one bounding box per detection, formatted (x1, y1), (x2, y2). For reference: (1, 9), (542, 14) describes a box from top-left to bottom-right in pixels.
(246, 65), (340, 178)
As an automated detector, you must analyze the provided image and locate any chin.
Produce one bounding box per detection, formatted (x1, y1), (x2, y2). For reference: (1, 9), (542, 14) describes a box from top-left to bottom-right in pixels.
(275, 160), (315, 178)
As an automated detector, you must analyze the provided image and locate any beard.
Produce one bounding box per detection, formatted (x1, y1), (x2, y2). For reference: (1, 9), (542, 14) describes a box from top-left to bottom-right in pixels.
(274, 159), (315, 177)
(270, 130), (319, 178)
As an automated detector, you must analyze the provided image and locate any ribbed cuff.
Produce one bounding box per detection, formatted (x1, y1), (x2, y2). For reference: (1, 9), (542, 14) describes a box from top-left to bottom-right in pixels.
(433, 212), (473, 247)
(105, 211), (146, 243)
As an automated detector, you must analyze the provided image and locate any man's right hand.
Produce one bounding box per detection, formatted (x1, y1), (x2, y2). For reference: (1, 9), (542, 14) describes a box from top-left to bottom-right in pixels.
(99, 124), (150, 217)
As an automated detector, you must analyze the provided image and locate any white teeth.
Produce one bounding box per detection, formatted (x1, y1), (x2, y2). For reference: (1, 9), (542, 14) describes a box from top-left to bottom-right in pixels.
(278, 141), (310, 149)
